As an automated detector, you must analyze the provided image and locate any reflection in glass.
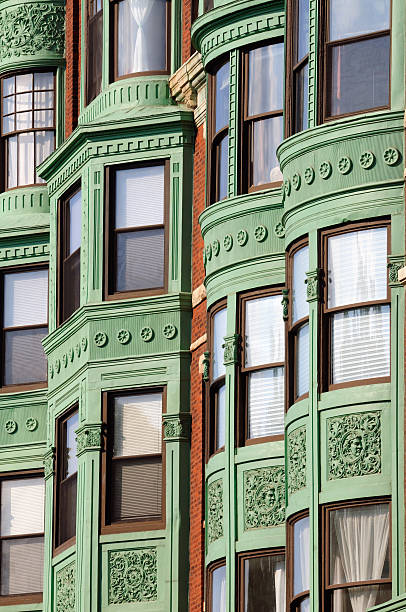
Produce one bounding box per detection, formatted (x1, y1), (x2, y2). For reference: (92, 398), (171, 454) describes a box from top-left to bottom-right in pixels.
(296, 323), (309, 398)
(211, 565), (226, 612)
(248, 43), (284, 116)
(296, 0), (309, 62)
(245, 295), (284, 368)
(292, 246), (309, 324)
(65, 412), (79, 478)
(329, 0), (390, 40)
(252, 116), (283, 186)
(215, 62), (230, 133)
(244, 554), (285, 612)
(212, 308), (227, 381)
(217, 134), (229, 200)
(216, 384), (226, 450)
(295, 63), (308, 132)
(293, 516), (310, 595)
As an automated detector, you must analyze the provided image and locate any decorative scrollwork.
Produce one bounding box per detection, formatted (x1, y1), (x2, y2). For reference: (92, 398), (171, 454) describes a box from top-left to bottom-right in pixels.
(56, 561), (76, 612)
(94, 332), (108, 347)
(287, 427), (306, 495)
(274, 222), (285, 238)
(359, 151), (375, 169)
(254, 225), (268, 242)
(108, 548), (158, 604)
(281, 289), (289, 321)
(202, 351), (210, 382)
(117, 329), (131, 344)
(76, 427), (102, 455)
(25, 417), (38, 432)
(207, 479), (223, 544)
(244, 466), (285, 530)
(319, 161), (332, 179)
(140, 327), (154, 342)
(163, 415), (190, 441)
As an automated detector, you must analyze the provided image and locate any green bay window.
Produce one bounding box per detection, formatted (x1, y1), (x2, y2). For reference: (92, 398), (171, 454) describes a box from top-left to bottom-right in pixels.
(207, 302), (227, 457)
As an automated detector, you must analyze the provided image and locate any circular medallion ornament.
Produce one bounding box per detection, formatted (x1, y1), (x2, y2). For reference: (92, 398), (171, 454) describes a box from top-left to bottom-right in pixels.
(212, 239), (220, 256)
(237, 230), (248, 246)
(304, 167), (315, 184)
(140, 326), (154, 342)
(319, 161), (332, 179)
(203, 248), (207, 267)
(163, 324), (177, 339)
(75, 343), (81, 358)
(55, 359), (61, 373)
(5, 420), (17, 434)
(81, 337), (88, 351)
(274, 222), (285, 238)
(292, 173), (301, 190)
(341, 430), (365, 464)
(117, 329), (131, 345)
(69, 348), (74, 362)
(94, 332), (108, 347)
(25, 417), (38, 432)
(359, 151), (375, 169)
(205, 243), (212, 261)
(62, 353), (68, 367)
(254, 482), (278, 515)
(254, 225), (268, 242)
(49, 364), (54, 379)
(283, 178), (291, 195)
(383, 147), (400, 166)
(337, 156), (352, 174)
(223, 234), (233, 251)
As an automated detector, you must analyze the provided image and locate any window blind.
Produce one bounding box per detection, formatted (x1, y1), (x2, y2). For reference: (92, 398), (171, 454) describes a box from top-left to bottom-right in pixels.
(1, 478), (44, 536)
(115, 165), (164, 229)
(113, 393), (162, 457)
(1, 537), (44, 595)
(245, 295), (284, 367)
(4, 270), (48, 327)
(248, 367), (284, 438)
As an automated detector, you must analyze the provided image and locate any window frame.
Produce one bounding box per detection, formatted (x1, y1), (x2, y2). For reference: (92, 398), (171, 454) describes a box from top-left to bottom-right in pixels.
(0, 69), (56, 191)
(318, 0), (392, 123)
(238, 547), (285, 612)
(0, 263), (48, 392)
(109, 0), (171, 82)
(206, 559), (226, 612)
(206, 299), (227, 460)
(237, 287), (285, 446)
(85, 0), (103, 105)
(53, 404), (79, 555)
(319, 219), (391, 392)
(240, 39), (284, 193)
(0, 469), (44, 605)
(57, 181), (81, 326)
(321, 497), (392, 612)
(207, 57), (230, 205)
(101, 387), (166, 535)
(287, 509), (310, 611)
(285, 0), (309, 136)
(104, 159), (170, 300)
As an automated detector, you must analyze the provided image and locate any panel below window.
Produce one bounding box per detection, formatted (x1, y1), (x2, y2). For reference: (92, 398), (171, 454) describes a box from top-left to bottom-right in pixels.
(111, 457), (162, 522)
(248, 367), (284, 439)
(4, 327), (47, 385)
(116, 228), (164, 292)
(1, 536), (44, 595)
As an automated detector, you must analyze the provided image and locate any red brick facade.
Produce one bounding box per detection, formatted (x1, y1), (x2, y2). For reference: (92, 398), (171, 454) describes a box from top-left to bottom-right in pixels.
(65, 0), (81, 137)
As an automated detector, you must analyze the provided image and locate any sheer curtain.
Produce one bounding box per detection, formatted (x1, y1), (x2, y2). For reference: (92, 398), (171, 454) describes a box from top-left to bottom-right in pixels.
(274, 558), (286, 612)
(331, 504), (390, 612)
(294, 516), (310, 596)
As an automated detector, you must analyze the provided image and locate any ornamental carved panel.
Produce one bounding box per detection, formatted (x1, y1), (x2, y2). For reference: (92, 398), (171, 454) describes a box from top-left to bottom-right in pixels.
(287, 426), (307, 495)
(207, 479), (223, 544)
(327, 412), (381, 480)
(55, 561), (75, 612)
(108, 548), (158, 604)
(244, 466), (285, 530)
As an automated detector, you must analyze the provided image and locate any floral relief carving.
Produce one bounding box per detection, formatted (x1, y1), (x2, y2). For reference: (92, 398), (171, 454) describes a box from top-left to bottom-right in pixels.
(223, 234), (233, 251)
(305, 269), (320, 302)
(223, 334), (241, 366)
(274, 222), (285, 238)
(304, 167), (315, 184)
(284, 178), (291, 195)
(207, 479), (223, 544)
(292, 173), (301, 190)
(327, 412), (381, 480)
(76, 427), (102, 454)
(140, 326), (154, 342)
(25, 417), (38, 432)
(319, 161), (332, 179)
(0, 4), (65, 61)
(237, 229), (248, 246)
(108, 548), (158, 604)
(4, 420), (17, 434)
(163, 324), (177, 339)
(287, 427), (307, 495)
(254, 225), (268, 242)
(56, 561), (76, 612)
(388, 261), (404, 284)
(383, 147), (400, 166)
(359, 151), (375, 169)
(43, 447), (55, 479)
(212, 239), (220, 256)
(244, 466), (285, 530)
(163, 415), (190, 441)
(337, 156), (352, 174)
(94, 331), (108, 347)
(205, 243), (212, 261)
(116, 329), (131, 344)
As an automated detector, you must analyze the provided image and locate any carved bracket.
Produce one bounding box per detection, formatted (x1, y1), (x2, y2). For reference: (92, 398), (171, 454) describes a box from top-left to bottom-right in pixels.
(202, 351), (210, 382)
(388, 255), (405, 287)
(305, 268), (321, 302)
(76, 424), (102, 456)
(223, 333), (241, 366)
(43, 446), (55, 480)
(163, 414), (191, 442)
(281, 288), (289, 321)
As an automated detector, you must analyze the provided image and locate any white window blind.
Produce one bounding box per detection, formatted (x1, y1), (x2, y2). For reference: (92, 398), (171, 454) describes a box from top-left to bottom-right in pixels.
(115, 165), (164, 229)
(1, 537), (44, 595)
(1, 478), (44, 536)
(248, 367), (284, 438)
(4, 270), (48, 327)
(292, 246), (309, 323)
(113, 393), (162, 457)
(245, 295), (284, 367)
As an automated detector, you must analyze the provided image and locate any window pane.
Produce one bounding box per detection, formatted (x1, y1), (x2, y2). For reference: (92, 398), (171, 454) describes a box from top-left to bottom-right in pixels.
(34, 109), (54, 128)
(217, 133), (228, 200)
(3, 77), (15, 96)
(18, 131), (34, 185)
(15, 92), (32, 112)
(63, 250), (81, 320)
(87, 10), (103, 103)
(244, 554), (285, 612)
(248, 43), (284, 116)
(1, 537), (44, 595)
(328, 35), (390, 117)
(16, 73), (32, 92)
(7, 136), (17, 188)
(15, 111), (32, 131)
(215, 61), (230, 133)
(3, 115), (14, 134)
(294, 62), (308, 132)
(293, 516), (310, 595)
(331, 584), (391, 611)
(3, 96), (14, 116)
(116, 228), (164, 292)
(296, 323), (309, 398)
(329, 0), (390, 41)
(112, 456), (162, 522)
(1, 478), (44, 536)
(115, 165), (164, 229)
(4, 328), (47, 385)
(58, 473), (77, 543)
(212, 565), (226, 612)
(34, 72), (54, 91)
(327, 227), (387, 308)
(69, 190), (82, 254)
(330, 504), (390, 584)
(34, 90), (53, 109)
(331, 305), (390, 384)
(113, 393), (162, 457)
(216, 383), (226, 450)
(65, 411), (79, 477)
(117, 0), (167, 76)
(251, 116), (283, 186)
(35, 131), (54, 183)
(296, 0), (309, 62)
(300, 597), (310, 612)
(292, 246), (309, 323)
(248, 367), (284, 439)
(4, 269), (48, 327)
(212, 308), (227, 380)
(245, 295), (284, 367)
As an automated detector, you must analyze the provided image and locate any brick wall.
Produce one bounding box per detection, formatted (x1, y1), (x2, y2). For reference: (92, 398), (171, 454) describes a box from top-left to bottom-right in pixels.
(65, 0), (81, 137)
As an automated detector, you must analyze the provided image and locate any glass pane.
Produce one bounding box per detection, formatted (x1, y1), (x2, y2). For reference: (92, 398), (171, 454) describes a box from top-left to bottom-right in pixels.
(113, 393), (162, 457)
(2, 96), (14, 116)
(330, 0), (390, 41)
(217, 133), (228, 200)
(69, 190), (82, 254)
(15, 111), (32, 131)
(212, 565), (226, 612)
(18, 131), (34, 185)
(292, 246), (309, 324)
(245, 295), (284, 367)
(3, 77), (15, 96)
(331, 584), (391, 611)
(16, 73), (33, 92)
(248, 367), (284, 438)
(116, 228), (164, 291)
(7, 136), (17, 189)
(3, 115), (14, 134)
(331, 305), (390, 384)
(63, 250), (80, 321)
(300, 597), (310, 612)
(34, 110), (54, 128)
(215, 61), (230, 133)
(4, 328), (47, 385)
(293, 516), (310, 595)
(15, 92), (32, 112)
(252, 116), (283, 186)
(117, 0), (167, 76)
(65, 411), (79, 477)
(34, 91), (53, 109)
(112, 457), (162, 521)
(248, 43), (284, 116)
(4, 269), (48, 327)
(327, 227), (387, 308)
(1, 478), (44, 536)
(212, 307), (227, 380)
(1, 537), (44, 595)
(87, 10), (103, 103)
(34, 72), (54, 90)
(115, 165), (164, 229)
(296, 323), (309, 398)
(58, 473), (77, 544)
(244, 554), (285, 612)
(295, 62), (309, 132)
(296, 0), (309, 62)
(330, 504), (390, 585)
(329, 35), (390, 117)
(35, 131), (54, 183)
(216, 384), (226, 450)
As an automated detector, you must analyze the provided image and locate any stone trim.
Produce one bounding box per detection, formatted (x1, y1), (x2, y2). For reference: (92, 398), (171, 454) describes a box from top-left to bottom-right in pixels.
(169, 52), (206, 127)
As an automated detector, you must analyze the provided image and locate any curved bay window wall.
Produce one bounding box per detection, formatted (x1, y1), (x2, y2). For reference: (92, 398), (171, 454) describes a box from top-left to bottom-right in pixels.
(207, 303), (226, 457)
(111, 0), (170, 80)
(86, 0), (103, 104)
(286, 0), (309, 135)
(288, 513), (310, 611)
(1, 72), (55, 189)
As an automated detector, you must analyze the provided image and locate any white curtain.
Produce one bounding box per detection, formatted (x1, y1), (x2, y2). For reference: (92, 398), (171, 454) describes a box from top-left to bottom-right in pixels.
(128, 0), (154, 73)
(274, 559), (286, 612)
(294, 516), (310, 596)
(331, 504), (389, 612)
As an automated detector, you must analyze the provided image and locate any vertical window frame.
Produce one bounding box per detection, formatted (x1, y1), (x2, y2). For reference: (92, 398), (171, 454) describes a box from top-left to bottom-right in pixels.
(206, 559), (226, 612)
(85, 0), (103, 105)
(207, 57), (230, 205)
(285, 0), (309, 136)
(206, 299), (227, 460)
(287, 510), (310, 611)
(237, 548), (285, 612)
